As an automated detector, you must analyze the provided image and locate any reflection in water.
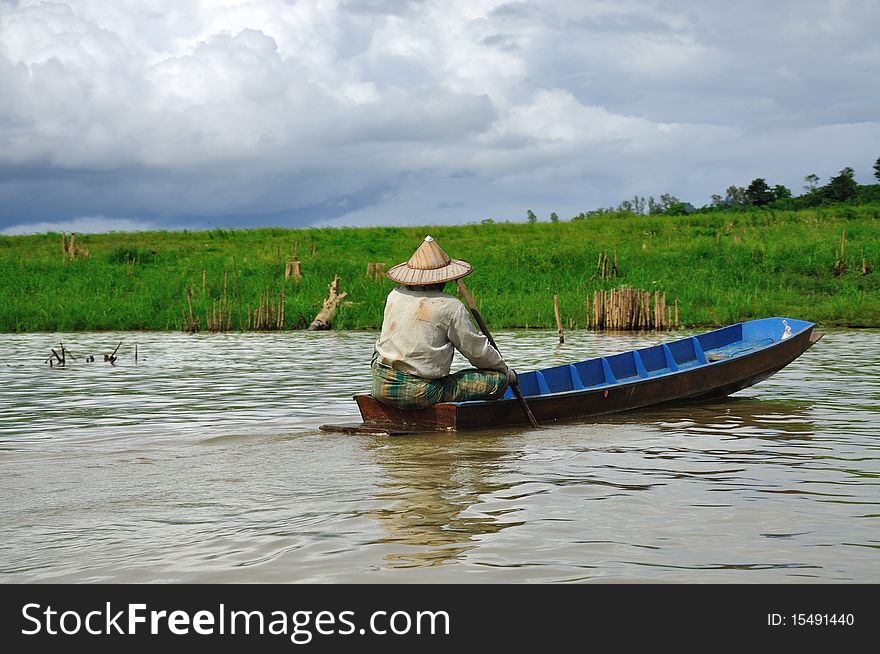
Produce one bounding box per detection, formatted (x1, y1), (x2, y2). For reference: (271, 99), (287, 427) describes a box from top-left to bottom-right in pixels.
(629, 396), (817, 440)
(366, 435), (521, 568)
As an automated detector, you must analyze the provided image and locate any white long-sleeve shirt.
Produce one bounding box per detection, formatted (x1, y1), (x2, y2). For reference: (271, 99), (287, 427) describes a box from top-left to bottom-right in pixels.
(374, 286), (509, 379)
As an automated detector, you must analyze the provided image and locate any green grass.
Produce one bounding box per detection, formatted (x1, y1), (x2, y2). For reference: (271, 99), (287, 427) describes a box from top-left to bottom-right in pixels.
(1, 205), (879, 332)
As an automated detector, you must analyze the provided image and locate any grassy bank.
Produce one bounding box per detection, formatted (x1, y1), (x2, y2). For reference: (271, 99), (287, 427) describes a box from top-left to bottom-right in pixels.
(1, 205), (879, 332)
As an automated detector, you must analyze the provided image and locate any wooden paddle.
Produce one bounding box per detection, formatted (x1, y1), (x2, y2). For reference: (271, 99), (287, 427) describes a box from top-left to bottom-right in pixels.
(456, 279), (540, 429)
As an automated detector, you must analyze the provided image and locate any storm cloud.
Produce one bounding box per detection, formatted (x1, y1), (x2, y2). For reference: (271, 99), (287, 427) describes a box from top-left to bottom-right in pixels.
(1, 0), (878, 233)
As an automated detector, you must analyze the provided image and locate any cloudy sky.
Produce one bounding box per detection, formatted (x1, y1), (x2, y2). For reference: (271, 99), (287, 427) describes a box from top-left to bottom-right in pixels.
(1, 0), (878, 234)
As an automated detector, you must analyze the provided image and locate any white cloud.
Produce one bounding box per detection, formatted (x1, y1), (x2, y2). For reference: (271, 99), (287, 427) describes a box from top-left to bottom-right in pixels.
(0, 0), (878, 231)
(1, 215), (157, 235)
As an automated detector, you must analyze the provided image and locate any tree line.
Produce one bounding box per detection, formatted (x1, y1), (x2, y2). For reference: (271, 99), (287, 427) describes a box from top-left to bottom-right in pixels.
(523, 156), (880, 222)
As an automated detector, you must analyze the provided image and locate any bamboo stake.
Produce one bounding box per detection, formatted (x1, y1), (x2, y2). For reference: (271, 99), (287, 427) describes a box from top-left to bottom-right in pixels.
(630, 288), (636, 330)
(592, 293), (597, 330)
(625, 287), (631, 329)
(601, 290), (606, 328)
(617, 287), (626, 331)
(636, 291), (645, 330)
(612, 288), (617, 330)
(626, 287), (633, 329)
(280, 289), (285, 330)
(614, 288), (619, 330)
(616, 287), (621, 329)
(233, 256), (243, 332)
(605, 288), (614, 330)
(662, 292), (667, 330)
(654, 290), (660, 331)
(603, 289), (607, 328)
(553, 295), (564, 344)
(223, 270), (229, 331)
(593, 291), (598, 330)
(186, 286), (196, 332)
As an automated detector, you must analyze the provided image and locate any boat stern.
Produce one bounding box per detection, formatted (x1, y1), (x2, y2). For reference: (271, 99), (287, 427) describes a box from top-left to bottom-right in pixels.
(353, 394), (458, 430)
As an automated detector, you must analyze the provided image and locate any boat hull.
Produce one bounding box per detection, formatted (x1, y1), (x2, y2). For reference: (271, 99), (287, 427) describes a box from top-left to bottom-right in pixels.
(321, 318), (822, 434)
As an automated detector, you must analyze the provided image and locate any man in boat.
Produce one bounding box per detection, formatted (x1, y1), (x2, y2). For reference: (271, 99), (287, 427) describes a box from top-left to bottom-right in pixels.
(372, 235), (516, 409)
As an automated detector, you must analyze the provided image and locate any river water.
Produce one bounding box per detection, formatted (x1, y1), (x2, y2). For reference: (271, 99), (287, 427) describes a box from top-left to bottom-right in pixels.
(1, 328), (878, 583)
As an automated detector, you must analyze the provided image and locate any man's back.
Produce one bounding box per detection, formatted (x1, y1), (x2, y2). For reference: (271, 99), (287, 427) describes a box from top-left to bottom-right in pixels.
(375, 286), (504, 379)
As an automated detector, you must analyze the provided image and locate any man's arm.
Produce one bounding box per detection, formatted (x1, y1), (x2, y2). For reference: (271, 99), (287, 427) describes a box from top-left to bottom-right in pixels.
(447, 302), (509, 373)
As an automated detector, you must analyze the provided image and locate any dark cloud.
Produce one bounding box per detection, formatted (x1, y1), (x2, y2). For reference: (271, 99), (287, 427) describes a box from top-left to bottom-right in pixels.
(0, 0), (877, 234)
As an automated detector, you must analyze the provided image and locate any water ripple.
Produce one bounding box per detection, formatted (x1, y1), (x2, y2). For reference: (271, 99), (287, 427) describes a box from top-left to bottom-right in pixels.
(1, 328), (878, 582)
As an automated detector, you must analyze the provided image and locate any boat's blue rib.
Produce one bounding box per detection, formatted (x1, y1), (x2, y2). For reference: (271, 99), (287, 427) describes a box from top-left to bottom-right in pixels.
(662, 344), (679, 371)
(633, 351), (649, 378)
(535, 370), (551, 395)
(691, 337), (708, 364)
(600, 358), (617, 384)
(569, 364), (585, 390)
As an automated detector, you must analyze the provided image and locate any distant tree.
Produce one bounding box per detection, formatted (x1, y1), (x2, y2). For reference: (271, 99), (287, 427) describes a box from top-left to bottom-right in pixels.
(823, 167), (858, 202)
(571, 212), (587, 221)
(710, 194), (725, 208)
(659, 193), (680, 209)
(648, 196), (662, 215)
(803, 173), (820, 193)
(526, 209), (537, 223)
(856, 184), (880, 204)
(745, 178), (774, 206)
(481, 218), (495, 225)
(772, 184), (792, 200)
(664, 202), (695, 216)
(617, 199), (634, 214)
(724, 185), (748, 207)
(550, 212), (559, 223)
(631, 196), (647, 214)
(874, 157), (880, 182)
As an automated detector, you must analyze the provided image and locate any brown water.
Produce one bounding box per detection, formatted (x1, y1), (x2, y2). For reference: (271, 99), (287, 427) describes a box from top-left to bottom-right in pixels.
(1, 329), (878, 582)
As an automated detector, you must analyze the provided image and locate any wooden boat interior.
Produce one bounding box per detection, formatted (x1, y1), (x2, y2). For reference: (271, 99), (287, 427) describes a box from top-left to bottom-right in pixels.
(485, 317), (815, 403)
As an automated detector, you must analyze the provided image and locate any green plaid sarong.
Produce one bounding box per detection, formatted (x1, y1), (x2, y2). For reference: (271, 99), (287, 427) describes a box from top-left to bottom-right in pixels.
(371, 354), (507, 409)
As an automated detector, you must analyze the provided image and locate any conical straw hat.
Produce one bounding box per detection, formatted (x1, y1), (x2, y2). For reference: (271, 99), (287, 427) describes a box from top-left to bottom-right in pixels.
(386, 235), (473, 285)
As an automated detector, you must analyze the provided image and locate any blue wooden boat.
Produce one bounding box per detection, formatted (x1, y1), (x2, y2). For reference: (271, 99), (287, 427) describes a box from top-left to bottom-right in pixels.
(320, 317), (822, 434)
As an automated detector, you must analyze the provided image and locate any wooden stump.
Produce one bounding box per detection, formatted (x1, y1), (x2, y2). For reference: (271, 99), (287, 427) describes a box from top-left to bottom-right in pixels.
(366, 262), (386, 281)
(62, 233), (89, 260)
(308, 275), (349, 330)
(285, 256), (302, 280)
